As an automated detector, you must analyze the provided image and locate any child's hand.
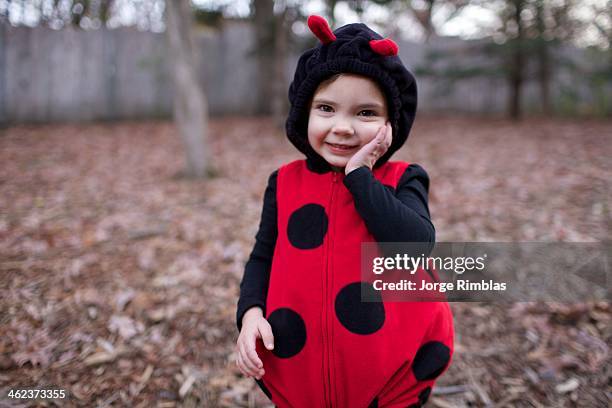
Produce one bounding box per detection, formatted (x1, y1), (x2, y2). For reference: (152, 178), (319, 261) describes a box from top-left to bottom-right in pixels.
(236, 307), (274, 380)
(345, 122), (392, 175)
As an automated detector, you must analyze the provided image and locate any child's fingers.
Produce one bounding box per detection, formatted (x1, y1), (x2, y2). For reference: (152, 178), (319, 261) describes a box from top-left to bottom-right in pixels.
(244, 339), (264, 370)
(373, 125), (389, 153)
(374, 123), (391, 153)
(385, 123), (392, 146)
(239, 352), (261, 379)
(375, 125), (386, 143)
(240, 341), (264, 376)
(258, 320), (275, 351)
(236, 352), (250, 377)
(346, 124), (387, 173)
(238, 347), (260, 378)
(362, 125), (385, 155)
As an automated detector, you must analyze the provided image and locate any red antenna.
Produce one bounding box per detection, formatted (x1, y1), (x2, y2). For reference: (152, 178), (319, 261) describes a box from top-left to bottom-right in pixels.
(307, 15), (336, 44)
(369, 39), (399, 56)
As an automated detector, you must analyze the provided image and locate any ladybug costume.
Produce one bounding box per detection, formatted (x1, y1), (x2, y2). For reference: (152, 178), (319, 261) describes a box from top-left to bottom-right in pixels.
(237, 16), (454, 408)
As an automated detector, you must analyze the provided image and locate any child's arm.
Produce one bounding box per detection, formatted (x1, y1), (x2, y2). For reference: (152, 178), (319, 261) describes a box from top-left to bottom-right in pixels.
(236, 170), (278, 332)
(343, 164), (435, 248)
(342, 123), (434, 247)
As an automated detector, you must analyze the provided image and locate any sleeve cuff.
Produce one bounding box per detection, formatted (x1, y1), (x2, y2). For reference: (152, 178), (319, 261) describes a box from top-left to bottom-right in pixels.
(236, 300), (266, 332)
(343, 166), (372, 189)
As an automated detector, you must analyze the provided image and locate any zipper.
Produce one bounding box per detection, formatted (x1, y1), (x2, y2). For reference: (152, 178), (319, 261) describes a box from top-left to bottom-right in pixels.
(323, 171), (339, 407)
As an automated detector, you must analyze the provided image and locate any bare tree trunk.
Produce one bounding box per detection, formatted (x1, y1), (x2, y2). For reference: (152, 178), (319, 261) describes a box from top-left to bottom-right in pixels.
(407, 0), (436, 41)
(165, 0), (209, 178)
(253, 0), (275, 115)
(537, 44), (551, 115)
(508, 0), (525, 120)
(508, 45), (523, 120)
(535, 0), (551, 115)
(272, 6), (288, 129)
(326, 0), (338, 28)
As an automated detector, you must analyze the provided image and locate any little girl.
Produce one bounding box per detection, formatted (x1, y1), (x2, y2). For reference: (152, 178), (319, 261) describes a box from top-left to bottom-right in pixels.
(236, 15), (454, 408)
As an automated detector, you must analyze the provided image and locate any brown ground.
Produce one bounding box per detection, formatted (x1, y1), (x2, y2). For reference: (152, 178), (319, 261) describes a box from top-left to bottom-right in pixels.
(0, 116), (610, 407)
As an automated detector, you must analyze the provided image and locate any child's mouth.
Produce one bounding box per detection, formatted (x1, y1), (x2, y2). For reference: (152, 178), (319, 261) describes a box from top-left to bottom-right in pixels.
(326, 142), (358, 153)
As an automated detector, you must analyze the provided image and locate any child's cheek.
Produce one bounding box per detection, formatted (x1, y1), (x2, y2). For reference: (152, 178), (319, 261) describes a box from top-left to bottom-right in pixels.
(360, 126), (380, 145)
(307, 119), (328, 145)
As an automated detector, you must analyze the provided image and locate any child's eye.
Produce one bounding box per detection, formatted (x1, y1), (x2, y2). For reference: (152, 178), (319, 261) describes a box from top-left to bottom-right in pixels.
(358, 110), (377, 117)
(316, 104), (334, 112)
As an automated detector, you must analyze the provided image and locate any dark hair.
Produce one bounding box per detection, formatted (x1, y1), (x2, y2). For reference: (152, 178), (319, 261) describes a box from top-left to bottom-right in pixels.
(306, 73), (387, 112)
(306, 73), (343, 111)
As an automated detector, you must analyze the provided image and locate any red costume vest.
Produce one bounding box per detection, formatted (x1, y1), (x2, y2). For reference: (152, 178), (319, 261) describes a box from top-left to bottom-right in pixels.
(257, 159), (454, 408)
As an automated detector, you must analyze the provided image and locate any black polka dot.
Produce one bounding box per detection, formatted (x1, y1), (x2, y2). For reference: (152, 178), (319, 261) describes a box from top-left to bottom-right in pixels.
(335, 282), (385, 335)
(368, 397), (379, 408)
(255, 379), (272, 400)
(267, 308), (307, 358)
(412, 342), (451, 381)
(287, 204), (328, 249)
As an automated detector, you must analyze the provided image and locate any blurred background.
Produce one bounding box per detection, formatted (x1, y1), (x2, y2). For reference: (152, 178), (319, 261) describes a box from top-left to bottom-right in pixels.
(0, 1), (610, 407)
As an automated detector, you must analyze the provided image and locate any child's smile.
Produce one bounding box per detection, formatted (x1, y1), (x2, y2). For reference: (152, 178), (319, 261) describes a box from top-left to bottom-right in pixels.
(325, 142), (359, 154)
(307, 73), (389, 171)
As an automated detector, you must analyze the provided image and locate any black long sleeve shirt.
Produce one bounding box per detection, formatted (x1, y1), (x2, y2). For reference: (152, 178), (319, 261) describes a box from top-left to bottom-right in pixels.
(236, 163), (435, 331)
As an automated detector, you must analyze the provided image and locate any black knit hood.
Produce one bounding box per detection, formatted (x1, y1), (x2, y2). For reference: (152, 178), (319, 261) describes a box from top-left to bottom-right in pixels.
(286, 16), (418, 173)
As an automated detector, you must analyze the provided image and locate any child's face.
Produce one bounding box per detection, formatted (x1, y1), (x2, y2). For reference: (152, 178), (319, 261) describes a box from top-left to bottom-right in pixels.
(307, 74), (389, 171)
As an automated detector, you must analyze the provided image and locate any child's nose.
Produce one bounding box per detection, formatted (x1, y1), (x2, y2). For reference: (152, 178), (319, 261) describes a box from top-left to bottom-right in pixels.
(331, 120), (354, 136)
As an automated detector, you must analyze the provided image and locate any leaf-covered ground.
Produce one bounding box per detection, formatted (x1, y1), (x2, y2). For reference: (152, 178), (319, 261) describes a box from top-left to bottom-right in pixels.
(0, 116), (610, 407)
